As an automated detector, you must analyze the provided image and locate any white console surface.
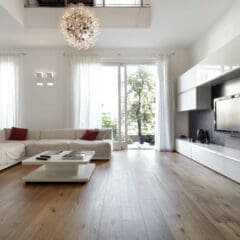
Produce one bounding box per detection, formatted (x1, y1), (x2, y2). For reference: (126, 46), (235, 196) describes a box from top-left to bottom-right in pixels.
(176, 139), (240, 183)
(189, 141), (240, 163)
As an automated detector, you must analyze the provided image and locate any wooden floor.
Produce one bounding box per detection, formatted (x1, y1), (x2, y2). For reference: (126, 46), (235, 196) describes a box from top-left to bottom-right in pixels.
(0, 150), (239, 240)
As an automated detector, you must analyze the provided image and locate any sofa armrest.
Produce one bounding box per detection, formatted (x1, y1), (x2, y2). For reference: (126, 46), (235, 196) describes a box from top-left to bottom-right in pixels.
(0, 143), (25, 165)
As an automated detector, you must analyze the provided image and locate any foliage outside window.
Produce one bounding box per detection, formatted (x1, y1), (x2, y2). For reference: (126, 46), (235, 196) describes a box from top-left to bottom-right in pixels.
(127, 66), (155, 145)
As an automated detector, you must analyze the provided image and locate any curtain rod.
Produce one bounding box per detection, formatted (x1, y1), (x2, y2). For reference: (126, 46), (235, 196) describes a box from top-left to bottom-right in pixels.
(63, 54), (159, 64)
(157, 52), (175, 57)
(63, 53), (100, 57)
(63, 51), (175, 57)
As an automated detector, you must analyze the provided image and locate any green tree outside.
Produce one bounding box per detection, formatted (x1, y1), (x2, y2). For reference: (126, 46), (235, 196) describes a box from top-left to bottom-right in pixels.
(101, 113), (118, 140)
(127, 66), (155, 144)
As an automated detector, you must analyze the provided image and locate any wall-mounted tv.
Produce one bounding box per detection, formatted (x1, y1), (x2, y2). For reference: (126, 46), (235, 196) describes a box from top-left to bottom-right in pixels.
(214, 94), (240, 132)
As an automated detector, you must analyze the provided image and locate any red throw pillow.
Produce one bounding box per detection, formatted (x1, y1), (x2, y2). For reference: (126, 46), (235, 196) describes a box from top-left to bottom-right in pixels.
(81, 129), (99, 141)
(9, 127), (28, 141)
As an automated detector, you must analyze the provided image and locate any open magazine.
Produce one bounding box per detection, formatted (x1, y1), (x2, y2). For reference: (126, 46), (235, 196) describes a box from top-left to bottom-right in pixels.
(62, 151), (86, 160)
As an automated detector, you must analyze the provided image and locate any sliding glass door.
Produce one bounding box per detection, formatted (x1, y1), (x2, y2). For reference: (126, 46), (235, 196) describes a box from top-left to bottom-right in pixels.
(99, 65), (120, 143)
(99, 63), (157, 150)
(127, 65), (157, 149)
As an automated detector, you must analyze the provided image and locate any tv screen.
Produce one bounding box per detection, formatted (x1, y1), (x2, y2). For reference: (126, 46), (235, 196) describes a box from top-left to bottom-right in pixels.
(215, 95), (240, 132)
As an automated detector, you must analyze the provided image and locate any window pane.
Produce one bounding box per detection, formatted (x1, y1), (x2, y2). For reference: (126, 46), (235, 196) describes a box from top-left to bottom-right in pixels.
(99, 65), (119, 141)
(127, 64), (157, 149)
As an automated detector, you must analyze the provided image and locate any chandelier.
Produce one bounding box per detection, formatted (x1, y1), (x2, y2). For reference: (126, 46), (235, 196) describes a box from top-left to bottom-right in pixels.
(60, 4), (100, 50)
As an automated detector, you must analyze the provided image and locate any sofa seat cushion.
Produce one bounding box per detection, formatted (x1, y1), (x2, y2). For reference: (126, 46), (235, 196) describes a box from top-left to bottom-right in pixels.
(26, 140), (70, 157)
(0, 143), (25, 165)
(69, 140), (112, 159)
(4, 140), (38, 145)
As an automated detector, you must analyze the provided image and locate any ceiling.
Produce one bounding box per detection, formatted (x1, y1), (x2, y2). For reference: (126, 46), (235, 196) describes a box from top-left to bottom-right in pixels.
(0, 0), (235, 49)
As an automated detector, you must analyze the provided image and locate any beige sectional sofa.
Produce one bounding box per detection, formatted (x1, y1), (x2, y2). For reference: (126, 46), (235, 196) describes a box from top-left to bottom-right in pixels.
(0, 128), (112, 170)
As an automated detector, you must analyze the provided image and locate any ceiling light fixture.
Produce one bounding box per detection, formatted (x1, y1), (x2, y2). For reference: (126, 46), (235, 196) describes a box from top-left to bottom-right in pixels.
(60, 3), (100, 50)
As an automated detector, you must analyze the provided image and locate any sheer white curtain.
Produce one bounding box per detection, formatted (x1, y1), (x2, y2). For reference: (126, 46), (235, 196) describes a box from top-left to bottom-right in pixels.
(67, 56), (101, 128)
(0, 55), (21, 129)
(155, 55), (175, 151)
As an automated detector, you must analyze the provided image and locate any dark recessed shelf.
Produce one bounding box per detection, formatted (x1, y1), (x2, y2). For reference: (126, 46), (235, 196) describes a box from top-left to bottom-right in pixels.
(38, 0), (94, 7)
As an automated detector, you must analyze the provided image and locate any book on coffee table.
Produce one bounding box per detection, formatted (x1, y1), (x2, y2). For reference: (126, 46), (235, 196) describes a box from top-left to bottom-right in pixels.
(62, 151), (86, 160)
(45, 150), (63, 155)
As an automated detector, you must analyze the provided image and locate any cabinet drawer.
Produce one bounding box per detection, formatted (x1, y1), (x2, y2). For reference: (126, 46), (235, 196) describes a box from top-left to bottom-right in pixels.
(177, 87), (211, 112)
(176, 141), (240, 183)
(177, 68), (196, 93)
(191, 145), (224, 173)
(196, 64), (222, 86)
(177, 89), (196, 111)
(176, 140), (192, 158)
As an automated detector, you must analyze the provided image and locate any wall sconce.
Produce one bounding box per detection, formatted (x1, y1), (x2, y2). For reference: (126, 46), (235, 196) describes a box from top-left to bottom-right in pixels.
(45, 72), (55, 86)
(35, 72), (44, 86)
(34, 72), (55, 87)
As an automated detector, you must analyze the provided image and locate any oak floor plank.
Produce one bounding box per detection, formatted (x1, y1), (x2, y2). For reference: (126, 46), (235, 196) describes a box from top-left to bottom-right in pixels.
(130, 151), (225, 240)
(0, 150), (239, 240)
(165, 153), (240, 240)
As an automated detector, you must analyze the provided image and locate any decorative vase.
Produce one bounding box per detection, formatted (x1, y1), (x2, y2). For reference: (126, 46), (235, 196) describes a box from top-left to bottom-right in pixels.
(204, 130), (210, 144)
(196, 129), (205, 143)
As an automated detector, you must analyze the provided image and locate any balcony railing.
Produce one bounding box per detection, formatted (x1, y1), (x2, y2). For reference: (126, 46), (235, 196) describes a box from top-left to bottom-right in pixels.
(95, 0), (150, 7)
(25, 0), (150, 8)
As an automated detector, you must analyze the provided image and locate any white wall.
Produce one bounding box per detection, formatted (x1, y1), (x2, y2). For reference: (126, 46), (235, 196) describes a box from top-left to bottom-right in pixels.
(0, 0), (24, 25)
(1, 47), (190, 130)
(21, 49), (67, 129)
(190, 0), (240, 64)
(171, 48), (190, 138)
(179, 1), (240, 139)
(25, 6), (151, 28)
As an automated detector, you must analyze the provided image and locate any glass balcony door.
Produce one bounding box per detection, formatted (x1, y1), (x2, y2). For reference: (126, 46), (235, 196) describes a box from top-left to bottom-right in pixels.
(126, 64), (157, 149)
(99, 64), (127, 150)
(99, 63), (157, 150)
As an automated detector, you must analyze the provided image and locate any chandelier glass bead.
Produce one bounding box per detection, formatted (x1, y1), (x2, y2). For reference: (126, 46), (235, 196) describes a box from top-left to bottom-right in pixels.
(60, 4), (100, 50)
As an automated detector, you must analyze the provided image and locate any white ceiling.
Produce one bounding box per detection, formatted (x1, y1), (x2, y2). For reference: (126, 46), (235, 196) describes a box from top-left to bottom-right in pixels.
(0, 0), (235, 49)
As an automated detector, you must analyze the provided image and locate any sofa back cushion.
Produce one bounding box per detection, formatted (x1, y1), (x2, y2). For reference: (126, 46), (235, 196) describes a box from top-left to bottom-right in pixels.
(4, 128), (11, 140)
(75, 128), (112, 140)
(98, 128), (112, 140)
(28, 130), (41, 140)
(75, 129), (86, 139)
(40, 129), (75, 140)
(0, 129), (5, 142)
(3, 128), (112, 141)
(4, 128), (41, 140)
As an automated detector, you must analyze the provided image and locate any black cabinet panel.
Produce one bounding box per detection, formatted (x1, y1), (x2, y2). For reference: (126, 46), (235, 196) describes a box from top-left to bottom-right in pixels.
(38, 0), (94, 7)
(38, 0), (65, 7)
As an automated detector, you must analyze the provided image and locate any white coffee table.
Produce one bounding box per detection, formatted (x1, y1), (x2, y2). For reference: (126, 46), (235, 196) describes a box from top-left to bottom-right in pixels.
(22, 151), (95, 183)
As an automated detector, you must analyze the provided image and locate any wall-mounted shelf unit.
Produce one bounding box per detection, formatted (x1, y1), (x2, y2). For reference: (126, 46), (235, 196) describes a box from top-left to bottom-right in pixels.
(177, 35), (240, 112)
(177, 87), (211, 112)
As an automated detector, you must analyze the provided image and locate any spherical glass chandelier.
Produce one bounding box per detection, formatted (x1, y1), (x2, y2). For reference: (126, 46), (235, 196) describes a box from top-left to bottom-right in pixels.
(60, 4), (100, 50)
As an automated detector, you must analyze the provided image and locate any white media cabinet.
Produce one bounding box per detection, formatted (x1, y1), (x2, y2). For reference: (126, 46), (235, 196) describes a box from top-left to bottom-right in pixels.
(176, 139), (240, 183)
